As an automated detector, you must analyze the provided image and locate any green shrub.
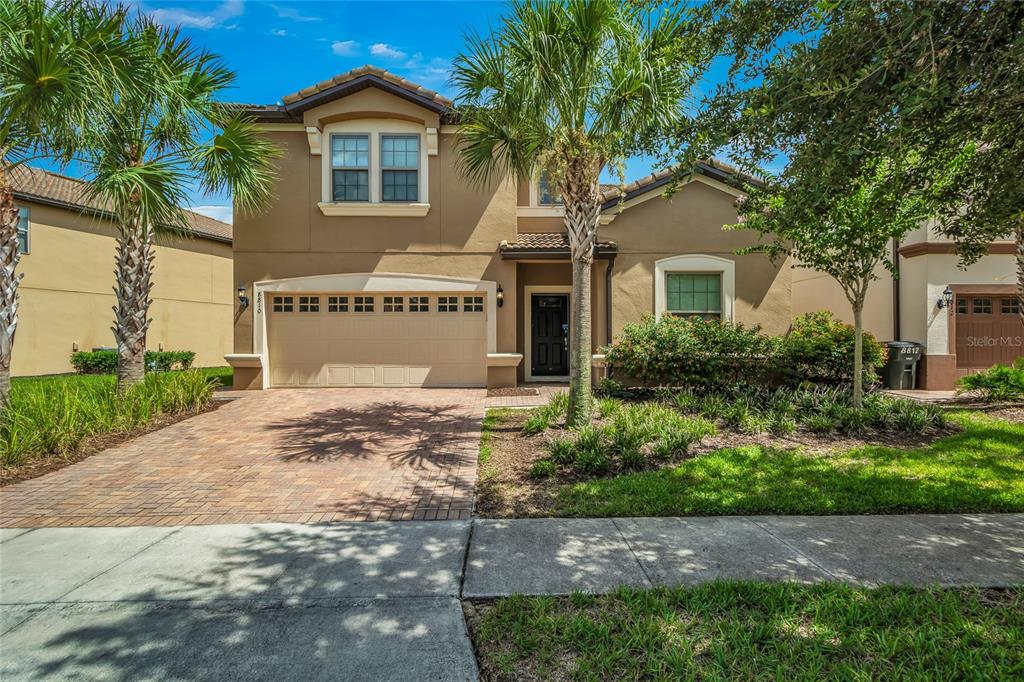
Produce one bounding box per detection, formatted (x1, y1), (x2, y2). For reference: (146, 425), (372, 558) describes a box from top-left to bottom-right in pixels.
(596, 397), (622, 419)
(71, 349), (197, 374)
(778, 311), (886, 387)
(529, 459), (557, 479)
(1, 371), (217, 466)
(522, 411), (551, 435)
(522, 392), (570, 435)
(605, 315), (779, 388)
(571, 425), (610, 475)
(546, 435), (576, 464)
(957, 358), (1024, 402)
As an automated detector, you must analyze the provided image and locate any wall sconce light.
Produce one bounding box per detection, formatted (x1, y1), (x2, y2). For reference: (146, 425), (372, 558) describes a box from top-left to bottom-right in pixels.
(237, 283), (250, 308)
(936, 286), (954, 310)
(496, 284), (504, 308)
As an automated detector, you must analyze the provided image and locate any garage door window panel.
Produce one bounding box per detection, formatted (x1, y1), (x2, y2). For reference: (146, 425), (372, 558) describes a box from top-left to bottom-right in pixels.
(298, 296), (320, 313)
(438, 296), (458, 312)
(383, 296), (404, 313)
(328, 296), (349, 312)
(973, 298), (992, 314)
(354, 296), (374, 313)
(409, 296), (429, 312)
(273, 296), (293, 313)
(463, 296), (484, 313)
(1002, 298), (1020, 315)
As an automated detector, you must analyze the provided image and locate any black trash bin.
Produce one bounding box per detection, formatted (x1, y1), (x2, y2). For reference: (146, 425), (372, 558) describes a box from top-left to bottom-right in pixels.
(883, 341), (923, 389)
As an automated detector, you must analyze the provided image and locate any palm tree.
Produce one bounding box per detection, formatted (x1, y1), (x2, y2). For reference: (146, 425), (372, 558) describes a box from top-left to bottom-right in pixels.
(80, 19), (278, 389)
(0, 0), (135, 404)
(452, 0), (695, 426)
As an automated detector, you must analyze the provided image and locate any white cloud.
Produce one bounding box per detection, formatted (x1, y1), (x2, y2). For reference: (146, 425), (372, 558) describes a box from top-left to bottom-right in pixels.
(403, 54), (451, 87)
(331, 40), (359, 56)
(148, 0), (243, 30)
(269, 3), (322, 22)
(192, 205), (233, 225)
(370, 43), (406, 60)
(271, 28), (290, 37)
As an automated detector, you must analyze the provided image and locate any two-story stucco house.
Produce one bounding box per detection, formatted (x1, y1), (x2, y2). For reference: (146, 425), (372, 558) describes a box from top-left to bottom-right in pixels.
(10, 165), (234, 376)
(227, 66), (792, 390)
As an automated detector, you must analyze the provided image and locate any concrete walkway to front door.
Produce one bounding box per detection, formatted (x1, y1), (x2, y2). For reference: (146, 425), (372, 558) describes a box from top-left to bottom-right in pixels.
(2, 514), (1021, 680)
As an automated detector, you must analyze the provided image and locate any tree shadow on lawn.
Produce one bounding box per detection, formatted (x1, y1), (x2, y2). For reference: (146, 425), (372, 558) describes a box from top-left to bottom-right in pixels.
(558, 418), (1024, 517)
(266, 401), (481, 471)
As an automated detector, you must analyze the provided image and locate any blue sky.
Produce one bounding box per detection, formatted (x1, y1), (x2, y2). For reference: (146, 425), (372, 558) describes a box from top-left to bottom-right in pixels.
(120, 1), (727, 223)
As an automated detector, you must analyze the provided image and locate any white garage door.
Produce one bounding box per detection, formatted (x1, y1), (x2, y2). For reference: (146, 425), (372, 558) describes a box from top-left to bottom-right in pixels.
(268, 293), (487, 387)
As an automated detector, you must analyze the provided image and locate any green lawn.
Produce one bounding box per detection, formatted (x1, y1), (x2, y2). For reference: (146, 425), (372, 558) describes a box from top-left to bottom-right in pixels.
(482, 410), (1024, 517)
(470, 582), (1024, 681)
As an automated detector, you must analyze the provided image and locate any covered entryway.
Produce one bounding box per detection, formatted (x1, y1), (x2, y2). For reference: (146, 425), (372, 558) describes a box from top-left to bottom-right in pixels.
(269, 292), (487, 387)
(954, 291), (1024, 376)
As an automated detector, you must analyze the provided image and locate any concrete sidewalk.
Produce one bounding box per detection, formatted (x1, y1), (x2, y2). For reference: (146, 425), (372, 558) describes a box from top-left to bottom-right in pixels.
(2, 514), (1022, 680)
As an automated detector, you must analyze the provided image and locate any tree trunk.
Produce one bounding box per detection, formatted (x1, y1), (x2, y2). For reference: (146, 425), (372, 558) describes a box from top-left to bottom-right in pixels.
(113, 217), (154, 390)
(852, 301), (864, 408)
(561, 162), (601, 428)
(0, 169), (23, 408)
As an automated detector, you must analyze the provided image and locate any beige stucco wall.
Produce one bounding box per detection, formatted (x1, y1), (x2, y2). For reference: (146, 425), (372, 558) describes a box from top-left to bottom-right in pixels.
(792, 259), (895, 341)
(12, 200), (234, 376)
(602, 180), (792, 337)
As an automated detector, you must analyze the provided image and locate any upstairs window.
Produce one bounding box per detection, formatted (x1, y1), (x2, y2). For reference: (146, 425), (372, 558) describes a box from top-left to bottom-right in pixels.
(538, 170), (563, 206)
(381, 135), (419, 202)
(667, 273), (721, 320)
(331, 134), (369, 202)
(16, 207), (29, 254)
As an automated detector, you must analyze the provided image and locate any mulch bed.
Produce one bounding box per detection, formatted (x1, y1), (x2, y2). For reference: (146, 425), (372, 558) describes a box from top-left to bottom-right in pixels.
(486, 386), (540, 397)
(0, 398), (229, 487)
(476, 409), (960, 518)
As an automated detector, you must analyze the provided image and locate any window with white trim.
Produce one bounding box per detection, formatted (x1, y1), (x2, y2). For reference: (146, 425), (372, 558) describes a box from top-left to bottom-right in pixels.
(438, 296), (458, 312)
(383, 295), (404, 312)
(328, 296), (349, 312)
(272, 296), (293, 313)
(331, 134), (369, 202)
(381, 135), (419, 202)
(463, 295), (484, 313)
(354, 296), (374, 313)
(298, 296), (320, 313)
(409, 296), (429, 312)
(666, 274), (721, 319)
(16, 207), (29, 254)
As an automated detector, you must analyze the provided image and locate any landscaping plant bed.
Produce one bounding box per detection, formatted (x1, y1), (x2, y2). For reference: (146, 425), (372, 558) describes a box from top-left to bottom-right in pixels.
(466, 583), (1024, 681)
(477, 391), (1023, 518)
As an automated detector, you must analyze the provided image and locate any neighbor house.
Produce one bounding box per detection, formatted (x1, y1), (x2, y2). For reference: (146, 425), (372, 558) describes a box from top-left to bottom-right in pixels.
(793, 225), (1022, 389)
(10, 165), (234, 376)
(226, 66), (792, 390)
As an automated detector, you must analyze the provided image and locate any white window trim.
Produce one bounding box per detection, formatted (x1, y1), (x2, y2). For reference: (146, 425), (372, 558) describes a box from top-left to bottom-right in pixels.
(654, 255), (735, 323)
(319, 120), (430, 216)
(16, 206), (30, 255)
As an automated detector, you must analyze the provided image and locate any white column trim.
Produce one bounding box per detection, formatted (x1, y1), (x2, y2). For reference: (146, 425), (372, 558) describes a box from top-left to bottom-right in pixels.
(654, 254), (736, 322)
(252, 272), (498, 390)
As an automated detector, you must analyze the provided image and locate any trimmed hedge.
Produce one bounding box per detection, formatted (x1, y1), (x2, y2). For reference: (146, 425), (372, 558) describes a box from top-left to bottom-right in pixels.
(71, 350), (196, 374)
(957, 358), (1024, 402)
(605, 311), (887, 389)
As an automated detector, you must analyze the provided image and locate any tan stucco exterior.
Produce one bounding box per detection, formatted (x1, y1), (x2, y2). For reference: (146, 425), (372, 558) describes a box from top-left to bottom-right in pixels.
(13, 200), (233, 376)
(232, 80), (795, 388)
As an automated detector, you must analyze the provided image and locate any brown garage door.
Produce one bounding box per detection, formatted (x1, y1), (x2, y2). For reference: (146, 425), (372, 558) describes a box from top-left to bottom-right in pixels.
(954, 294), (1023, 372)
(268, 293), (487, 387)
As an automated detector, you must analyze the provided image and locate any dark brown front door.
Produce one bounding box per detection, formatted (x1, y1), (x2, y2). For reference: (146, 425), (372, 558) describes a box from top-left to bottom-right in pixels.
(955, 294), (1024, 372)
(532, 294), (568, 376)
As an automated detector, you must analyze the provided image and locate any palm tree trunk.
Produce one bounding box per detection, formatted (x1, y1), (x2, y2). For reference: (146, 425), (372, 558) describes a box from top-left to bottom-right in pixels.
(562, 163), (600, 428)
(852, 301), (864, 408)
(113, 216), (154, 389)
(0, 169), (23, 408)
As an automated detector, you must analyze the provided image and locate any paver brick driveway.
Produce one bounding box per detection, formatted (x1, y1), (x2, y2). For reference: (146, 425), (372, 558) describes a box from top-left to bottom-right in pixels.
(0, 389), (499, 527)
